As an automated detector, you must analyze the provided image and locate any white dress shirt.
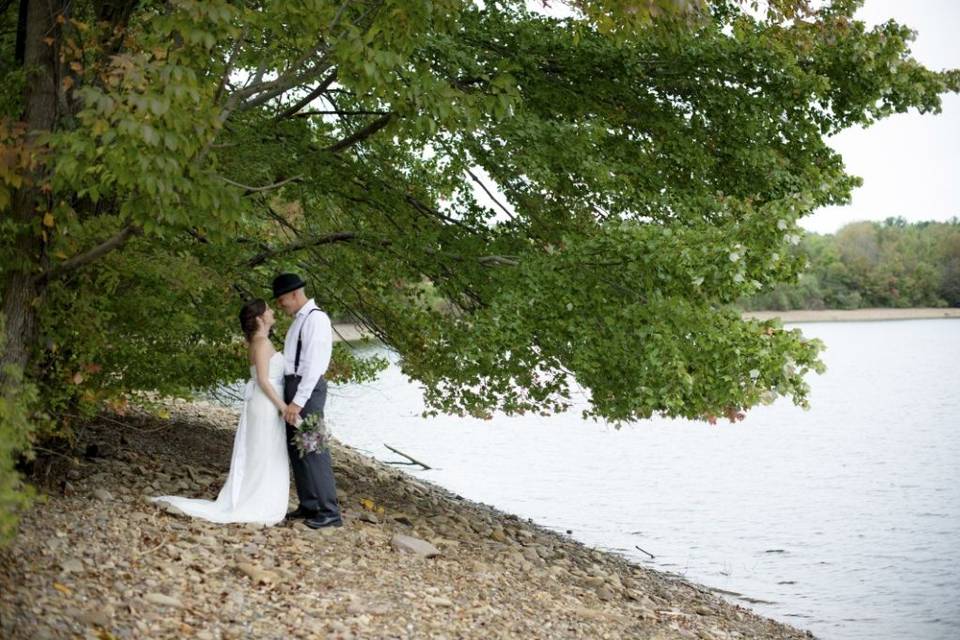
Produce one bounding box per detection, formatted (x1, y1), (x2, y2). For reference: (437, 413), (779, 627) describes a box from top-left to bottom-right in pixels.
(283, 299), (332, 407)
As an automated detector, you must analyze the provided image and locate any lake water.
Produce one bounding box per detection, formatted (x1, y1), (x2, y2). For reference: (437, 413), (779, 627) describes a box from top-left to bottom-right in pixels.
(321, 319), (960, 640)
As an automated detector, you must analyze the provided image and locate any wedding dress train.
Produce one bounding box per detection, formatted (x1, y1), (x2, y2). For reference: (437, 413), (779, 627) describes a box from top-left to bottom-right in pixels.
(150, 352), (290, 525)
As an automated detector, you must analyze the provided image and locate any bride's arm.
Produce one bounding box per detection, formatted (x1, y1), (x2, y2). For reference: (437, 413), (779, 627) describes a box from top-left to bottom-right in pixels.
(251, 338), (287, 414)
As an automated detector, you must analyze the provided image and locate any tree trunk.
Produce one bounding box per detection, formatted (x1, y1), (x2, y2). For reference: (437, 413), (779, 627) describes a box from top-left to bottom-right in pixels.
(0, 0), (63, 387)
(0, 273), (39, 383)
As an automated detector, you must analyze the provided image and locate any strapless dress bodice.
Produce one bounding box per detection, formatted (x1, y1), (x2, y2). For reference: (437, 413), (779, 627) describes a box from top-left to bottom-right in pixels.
(247, 352), (284, 396)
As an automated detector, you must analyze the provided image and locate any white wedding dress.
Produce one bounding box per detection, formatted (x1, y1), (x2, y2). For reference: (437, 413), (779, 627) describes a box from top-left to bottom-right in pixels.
(150, 352), (290, 525)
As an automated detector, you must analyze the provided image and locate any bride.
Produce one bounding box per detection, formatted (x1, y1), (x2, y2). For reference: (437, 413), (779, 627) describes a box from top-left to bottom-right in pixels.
(150, 299), (290, 525)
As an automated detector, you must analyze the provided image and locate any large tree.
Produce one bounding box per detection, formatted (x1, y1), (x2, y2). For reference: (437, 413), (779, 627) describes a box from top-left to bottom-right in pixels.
(0, 0), (957, 534)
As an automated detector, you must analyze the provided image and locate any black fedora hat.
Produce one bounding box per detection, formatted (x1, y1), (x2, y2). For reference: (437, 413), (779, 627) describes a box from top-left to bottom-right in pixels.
(272, 273), (307, 299)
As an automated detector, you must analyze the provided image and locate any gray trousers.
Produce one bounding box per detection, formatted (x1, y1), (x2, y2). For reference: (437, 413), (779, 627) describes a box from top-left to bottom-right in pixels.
(283, 376), (340, 517)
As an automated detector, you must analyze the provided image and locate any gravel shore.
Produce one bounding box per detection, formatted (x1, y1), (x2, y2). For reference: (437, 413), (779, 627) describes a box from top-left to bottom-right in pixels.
(1, 400), (814, 639)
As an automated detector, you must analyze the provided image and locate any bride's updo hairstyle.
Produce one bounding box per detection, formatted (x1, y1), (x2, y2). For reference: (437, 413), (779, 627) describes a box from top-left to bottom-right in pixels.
(239, 298), (267, 342)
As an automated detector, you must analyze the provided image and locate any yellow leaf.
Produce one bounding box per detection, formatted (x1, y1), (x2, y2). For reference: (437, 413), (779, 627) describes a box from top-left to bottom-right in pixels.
(43, 212), (55, 227)
(52, 581), (72, 595)
(54, 251), (67, 259)
(360, 498), (375, 511)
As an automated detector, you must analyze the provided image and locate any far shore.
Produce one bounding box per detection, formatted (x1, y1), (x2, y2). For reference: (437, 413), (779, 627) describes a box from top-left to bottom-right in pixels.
(742, 307), (960, 323)
(334, 308), (960, 341)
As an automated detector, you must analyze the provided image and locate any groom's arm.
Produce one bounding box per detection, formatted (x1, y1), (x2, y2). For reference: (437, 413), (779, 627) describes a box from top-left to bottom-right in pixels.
(292, 310), (333, 409)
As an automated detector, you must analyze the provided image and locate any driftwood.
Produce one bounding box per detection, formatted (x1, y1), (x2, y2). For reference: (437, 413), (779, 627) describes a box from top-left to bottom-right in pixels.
(634, 545), (656, 560)
(383, 443), (432, 470)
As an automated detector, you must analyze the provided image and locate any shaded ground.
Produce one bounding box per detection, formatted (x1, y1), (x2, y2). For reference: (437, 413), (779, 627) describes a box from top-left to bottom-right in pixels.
(1, 400), (814, 639)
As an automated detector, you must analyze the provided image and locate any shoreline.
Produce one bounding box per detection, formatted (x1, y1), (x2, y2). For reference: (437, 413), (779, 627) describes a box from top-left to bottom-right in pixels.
(1, 400), (813, 639)
(742, 307), (960, 323)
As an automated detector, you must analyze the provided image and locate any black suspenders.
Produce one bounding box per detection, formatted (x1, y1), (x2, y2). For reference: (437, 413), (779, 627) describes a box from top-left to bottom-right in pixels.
(294, 308), (321, 375)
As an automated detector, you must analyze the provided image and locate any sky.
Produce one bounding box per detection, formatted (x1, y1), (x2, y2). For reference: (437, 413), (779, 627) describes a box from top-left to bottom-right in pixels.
(803, 0), (960, 234)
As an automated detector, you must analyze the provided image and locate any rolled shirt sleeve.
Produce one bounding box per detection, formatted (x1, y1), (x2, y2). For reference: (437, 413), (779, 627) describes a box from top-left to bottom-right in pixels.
(292, 309), (332, 408)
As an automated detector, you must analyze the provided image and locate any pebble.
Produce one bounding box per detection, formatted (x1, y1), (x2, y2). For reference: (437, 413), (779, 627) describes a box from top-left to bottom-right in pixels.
(143, 592), (183, 608)
(358, 512), (381, 524)
(390, 534), (441, 558)
(75, 609), (111, 627)
(60, 558), (85, 573)
(236, 562), (278, 584)
(425, 596), (455, 608)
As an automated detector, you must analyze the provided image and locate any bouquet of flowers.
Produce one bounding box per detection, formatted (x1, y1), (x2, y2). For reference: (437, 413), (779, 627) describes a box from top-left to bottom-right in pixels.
(291, 412), (330, 457)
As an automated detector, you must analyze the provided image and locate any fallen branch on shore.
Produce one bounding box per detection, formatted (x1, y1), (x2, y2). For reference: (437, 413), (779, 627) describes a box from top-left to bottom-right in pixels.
(635, 545), (656, 560)
(383, 443), (432, 470)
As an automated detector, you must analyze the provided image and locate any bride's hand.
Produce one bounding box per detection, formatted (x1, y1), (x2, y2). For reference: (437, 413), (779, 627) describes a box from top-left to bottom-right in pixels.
(278, 403), (288, 416)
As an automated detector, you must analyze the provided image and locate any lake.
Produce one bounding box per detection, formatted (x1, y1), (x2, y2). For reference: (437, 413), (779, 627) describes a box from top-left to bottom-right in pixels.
(322, 319), (960, 640)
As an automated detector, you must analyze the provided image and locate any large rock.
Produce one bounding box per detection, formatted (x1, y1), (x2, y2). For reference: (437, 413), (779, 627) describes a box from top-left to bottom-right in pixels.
(390, 534), (440, 558)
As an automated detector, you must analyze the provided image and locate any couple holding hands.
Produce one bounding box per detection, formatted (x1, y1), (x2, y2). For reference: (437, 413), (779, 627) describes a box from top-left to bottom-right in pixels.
(151, 273), (342, 530)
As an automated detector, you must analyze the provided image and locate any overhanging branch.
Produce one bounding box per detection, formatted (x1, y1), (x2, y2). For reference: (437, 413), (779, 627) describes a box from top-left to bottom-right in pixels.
(293, 109), (390, 117)
(274, 70), (338, 120)
(36, 224), (142, 283)
(220, 174), (303, 194)
(246, 231), (359, 267)
(326, 113), (393, 152)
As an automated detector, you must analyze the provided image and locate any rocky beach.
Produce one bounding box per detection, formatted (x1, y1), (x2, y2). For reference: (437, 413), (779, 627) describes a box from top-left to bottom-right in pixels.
(1, 400), (814, 640)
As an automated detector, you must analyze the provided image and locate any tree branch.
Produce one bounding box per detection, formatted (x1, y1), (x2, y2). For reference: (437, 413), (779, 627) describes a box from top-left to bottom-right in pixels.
(246, 231), (359, 267)
(237, 60), (333, 113)
(293, 108), (390, 117)
(274, 69), (338, 120)
(36, 224), (142, 283)
(230, 0), (362, 113)
(219, 174), (303, 194)
(465, 166), (517, 222)
(215, 29), (247, 104)
(383, 443), (432, 470)
(326, 113), (393, 152)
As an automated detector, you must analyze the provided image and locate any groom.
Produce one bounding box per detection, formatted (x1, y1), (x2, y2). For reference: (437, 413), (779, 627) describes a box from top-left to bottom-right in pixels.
(272, 273), (342, 529)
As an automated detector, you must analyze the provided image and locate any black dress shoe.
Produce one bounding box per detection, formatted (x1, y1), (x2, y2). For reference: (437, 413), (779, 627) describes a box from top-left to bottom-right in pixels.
(304, 514), (343, 529)
(285, 506), (318, 520)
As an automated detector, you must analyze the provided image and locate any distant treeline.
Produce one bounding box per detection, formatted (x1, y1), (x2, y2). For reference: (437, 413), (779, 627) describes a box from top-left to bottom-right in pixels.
(740, 218), (960, 310)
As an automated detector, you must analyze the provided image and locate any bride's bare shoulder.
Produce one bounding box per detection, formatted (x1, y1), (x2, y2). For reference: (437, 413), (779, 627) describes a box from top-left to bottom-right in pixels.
(247, 337), (275, 364)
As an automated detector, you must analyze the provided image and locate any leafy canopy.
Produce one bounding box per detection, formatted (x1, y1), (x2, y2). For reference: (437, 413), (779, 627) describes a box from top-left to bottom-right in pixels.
(1, 0), (957, 430)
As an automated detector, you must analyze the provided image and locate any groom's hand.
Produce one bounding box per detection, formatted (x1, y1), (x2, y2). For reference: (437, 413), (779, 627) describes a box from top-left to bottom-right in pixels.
(284, 403), (303, 425)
